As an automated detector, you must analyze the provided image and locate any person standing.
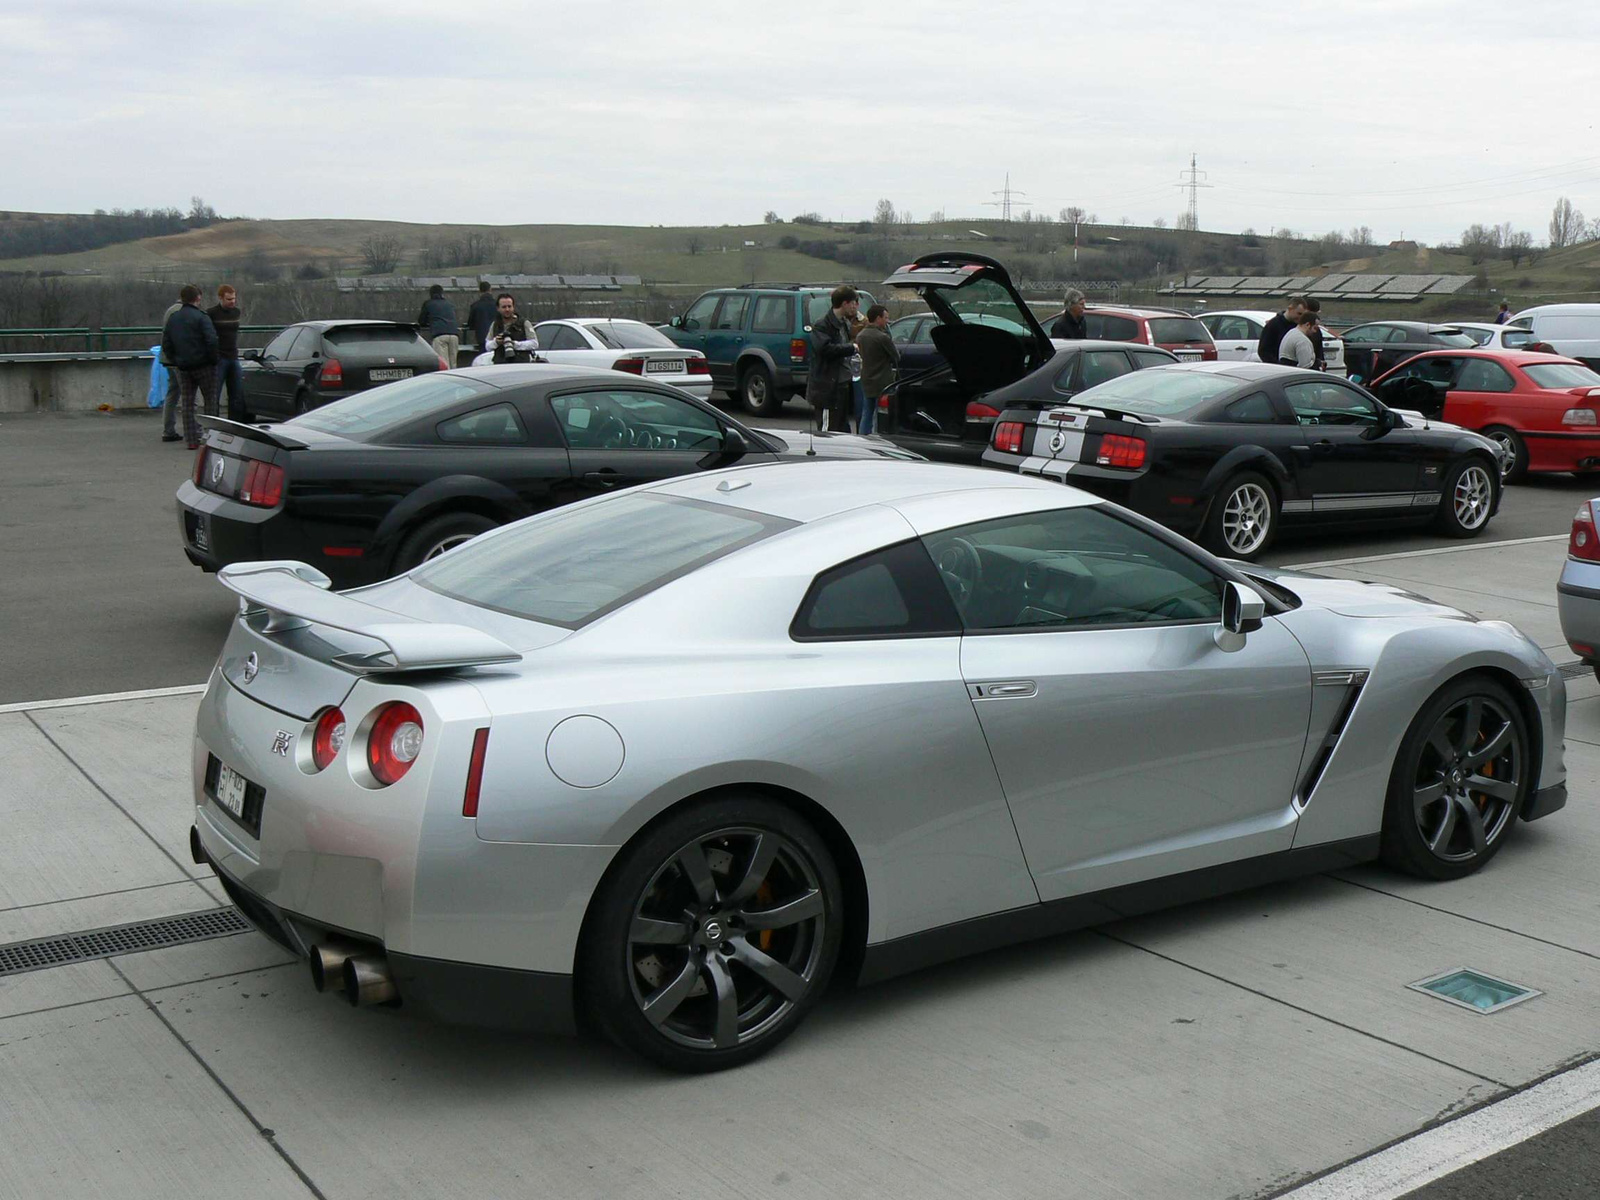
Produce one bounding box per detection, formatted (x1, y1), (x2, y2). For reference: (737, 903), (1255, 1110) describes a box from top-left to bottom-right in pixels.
(417, 284), (459, 369)
(207, 284), (245, 421)
(1494, 301), (1513, 325)
(161, 284), (220, 449)
(1276, 310), (1320, 369)
(467, 280), (498, 350)
(1303, 296), (1326, 371)
(486, 294), (539, 363)
(1050, 288), (1089, 340)
(805, 286), (860, 432)
(158, 294), (185, 441)
(855, 304), (898, 435)
(1257, 296), (1307, 365)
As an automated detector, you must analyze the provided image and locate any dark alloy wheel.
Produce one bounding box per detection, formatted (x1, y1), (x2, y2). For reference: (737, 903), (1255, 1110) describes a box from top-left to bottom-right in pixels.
(739, 362), (783, 418)
(582, 798), (842, 1072)
(1381, 677), (1529, 880)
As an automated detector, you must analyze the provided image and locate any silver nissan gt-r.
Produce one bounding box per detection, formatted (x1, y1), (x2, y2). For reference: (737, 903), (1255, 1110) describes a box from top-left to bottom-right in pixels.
(190, 461), (1568, 1072)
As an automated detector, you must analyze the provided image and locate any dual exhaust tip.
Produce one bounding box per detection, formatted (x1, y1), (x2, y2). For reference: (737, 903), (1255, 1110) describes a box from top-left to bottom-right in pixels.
(309, 940), (397, 1007)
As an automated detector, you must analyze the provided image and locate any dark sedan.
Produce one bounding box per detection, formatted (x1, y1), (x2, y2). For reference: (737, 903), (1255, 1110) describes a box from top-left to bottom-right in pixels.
(240, 320), (445, 421)
(1339, 321), (1477, 385)
(982, 362), (1502, 559)
(177, 365), (917, 588)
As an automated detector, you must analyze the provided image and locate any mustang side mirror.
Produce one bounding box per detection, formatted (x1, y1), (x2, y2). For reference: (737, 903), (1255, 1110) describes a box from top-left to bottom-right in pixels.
(1216, 581), (1266, 652)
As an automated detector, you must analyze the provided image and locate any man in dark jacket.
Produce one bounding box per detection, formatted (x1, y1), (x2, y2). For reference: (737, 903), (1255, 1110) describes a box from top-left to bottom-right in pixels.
(467, 281), (498, 350)
(417, 284), (458, 369)
(1257, 296), (1307, 365)
(207, 284), (244, 421)
(805, 286), (860, 431)
(1050, 288), (1089, 340)
(486, 294), (539, 363)
(161, 284), (220, 449)
(855, 304), (898, 435)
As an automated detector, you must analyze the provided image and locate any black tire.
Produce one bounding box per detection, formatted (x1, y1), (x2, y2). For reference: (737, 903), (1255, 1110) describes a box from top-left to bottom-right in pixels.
(1434, 457), (1497, 538)
(738, 362), (783, 418)
(580, 795), (844, 1073)
(1481, 426), (1527, 483)
(292, 387), (311, 417)
(1202, 471), (1279, 560)
(1380, 675), (1528, 881)
(394, 512), (497, 571)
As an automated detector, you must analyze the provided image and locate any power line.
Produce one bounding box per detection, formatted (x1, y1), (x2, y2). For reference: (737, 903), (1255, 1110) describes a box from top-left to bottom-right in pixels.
(1176, 152), (1212, 229)
(984, 172), (1027, 222)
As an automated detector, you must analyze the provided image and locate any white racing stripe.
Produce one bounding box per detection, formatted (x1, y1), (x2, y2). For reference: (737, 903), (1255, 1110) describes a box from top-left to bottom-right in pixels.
(0, 683), (208, 716)
(1288, 533), (1568, 571)
(1276, 1058), (1600, 1199)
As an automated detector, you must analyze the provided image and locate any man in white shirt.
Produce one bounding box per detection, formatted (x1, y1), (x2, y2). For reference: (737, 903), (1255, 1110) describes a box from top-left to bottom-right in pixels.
(1277, 311), (1320, 369)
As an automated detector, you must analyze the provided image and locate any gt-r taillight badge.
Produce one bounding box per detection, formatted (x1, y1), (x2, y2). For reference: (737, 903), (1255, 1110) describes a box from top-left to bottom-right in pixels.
(271, 731), (292, 757)
(242, 652), (259, 683)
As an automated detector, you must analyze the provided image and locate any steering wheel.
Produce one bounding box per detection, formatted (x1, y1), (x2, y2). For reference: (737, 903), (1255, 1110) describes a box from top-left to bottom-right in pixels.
(595, 414), (630, 448)
(934, 537), (982, 610)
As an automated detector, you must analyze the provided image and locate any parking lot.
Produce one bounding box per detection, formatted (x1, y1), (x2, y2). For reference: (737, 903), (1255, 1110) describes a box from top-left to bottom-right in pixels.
(3, 407), (1599, 1198)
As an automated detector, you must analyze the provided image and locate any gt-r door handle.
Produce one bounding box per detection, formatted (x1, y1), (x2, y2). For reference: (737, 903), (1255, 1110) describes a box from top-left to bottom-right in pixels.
(584, 470), (620, 488)
(968, 680), (1037, 700)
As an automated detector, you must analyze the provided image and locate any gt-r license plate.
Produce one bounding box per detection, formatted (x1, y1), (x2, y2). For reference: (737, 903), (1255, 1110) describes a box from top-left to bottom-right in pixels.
(645, 360), (684, 374)
(370, 368), (413, 381)
(215, 763), (249, 820)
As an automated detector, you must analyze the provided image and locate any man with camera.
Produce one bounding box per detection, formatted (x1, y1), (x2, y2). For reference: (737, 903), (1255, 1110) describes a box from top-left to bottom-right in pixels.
(487, 293), (539, 364)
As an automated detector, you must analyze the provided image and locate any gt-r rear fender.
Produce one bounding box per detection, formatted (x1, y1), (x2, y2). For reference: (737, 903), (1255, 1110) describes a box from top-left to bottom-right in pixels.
(370, 476), (532, 569)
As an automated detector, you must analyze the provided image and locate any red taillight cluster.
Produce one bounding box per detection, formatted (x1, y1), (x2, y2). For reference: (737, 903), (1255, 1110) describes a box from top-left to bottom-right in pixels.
(437, 356), (450, 372)
(310, 707), (346, 772)
(686, 357), (710, 375)
(193, 446), (208, 485)
(966, 401), (1001, 420)
(1096, 433), (1147, 469)
(993, 421), (1027, 454)
(368, 702), (425, 786)
(611, 356), (646, 375)
(238, 460), (285, 508)
(317, 358), (344, 388)
(789, 337), (808, 363)
(1570, 500), (1600, 562)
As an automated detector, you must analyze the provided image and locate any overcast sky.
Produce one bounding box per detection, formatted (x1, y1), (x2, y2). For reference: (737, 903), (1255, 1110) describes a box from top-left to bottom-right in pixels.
(5, 0), (1599, 245)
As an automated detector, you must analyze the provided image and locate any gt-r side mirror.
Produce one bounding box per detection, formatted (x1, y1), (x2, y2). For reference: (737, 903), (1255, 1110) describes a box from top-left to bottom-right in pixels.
(1216, 581), (1266, 652)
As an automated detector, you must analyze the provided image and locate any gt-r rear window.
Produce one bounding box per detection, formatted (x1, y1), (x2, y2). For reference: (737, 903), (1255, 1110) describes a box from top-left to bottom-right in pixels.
(1073, 369), (1237, 416)
(1524, 363), (1600, 389)
(288, 374), (496, 440)
(1147, 318), (1210, 345)
(412, 494), (793, 627)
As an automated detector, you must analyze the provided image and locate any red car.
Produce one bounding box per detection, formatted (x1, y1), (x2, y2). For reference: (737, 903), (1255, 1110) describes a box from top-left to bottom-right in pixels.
(1040, 305), (1218, 362)
(1373, 349), (1600, 481)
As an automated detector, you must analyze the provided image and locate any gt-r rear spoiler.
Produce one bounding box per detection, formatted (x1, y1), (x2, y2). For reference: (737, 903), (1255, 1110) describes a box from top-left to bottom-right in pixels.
(217, 561), (522, 672)
(198, 416), (308, 451)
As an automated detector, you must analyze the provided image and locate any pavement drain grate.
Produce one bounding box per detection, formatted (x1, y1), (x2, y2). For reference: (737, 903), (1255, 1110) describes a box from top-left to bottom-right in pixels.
(1407, 967), (1541, 1014)
(0, 907), (251, 978)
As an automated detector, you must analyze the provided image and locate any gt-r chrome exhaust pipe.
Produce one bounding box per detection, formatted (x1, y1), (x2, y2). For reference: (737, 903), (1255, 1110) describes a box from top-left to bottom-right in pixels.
(308, 941), (362, 994)
(342, 954), (398, 1007)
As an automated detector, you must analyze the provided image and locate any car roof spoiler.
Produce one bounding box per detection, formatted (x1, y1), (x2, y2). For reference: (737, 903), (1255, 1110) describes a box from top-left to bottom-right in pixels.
(216, 560), (522, 673)
(198, 416), (308, 451)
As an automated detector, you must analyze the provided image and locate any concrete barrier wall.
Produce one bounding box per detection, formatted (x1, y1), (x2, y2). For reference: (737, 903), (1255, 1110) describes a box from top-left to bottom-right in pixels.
(0, 355), (155, 414)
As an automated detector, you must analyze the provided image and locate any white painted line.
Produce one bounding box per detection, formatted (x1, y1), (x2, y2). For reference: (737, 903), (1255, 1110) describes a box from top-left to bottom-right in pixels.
(1288, 534), (1567, 571)
(0, 683), (208, 716)
(1277, 1058), (1600, 1200)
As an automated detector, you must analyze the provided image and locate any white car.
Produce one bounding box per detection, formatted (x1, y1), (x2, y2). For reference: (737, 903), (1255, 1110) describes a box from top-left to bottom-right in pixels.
(1449, 321), (1541, 351)
(472, 318), (713, 399)
(1196, 309), (1347, 376)
(1509, 305), (1600, 370)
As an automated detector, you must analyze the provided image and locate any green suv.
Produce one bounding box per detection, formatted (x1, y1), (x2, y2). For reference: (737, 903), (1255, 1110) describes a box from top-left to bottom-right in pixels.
(663, 284), (875, 417)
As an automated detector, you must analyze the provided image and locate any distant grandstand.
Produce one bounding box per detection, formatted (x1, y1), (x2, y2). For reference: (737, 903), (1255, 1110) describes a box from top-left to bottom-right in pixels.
(336, 274), (643, 292)
(1161, 274), (1476, 303)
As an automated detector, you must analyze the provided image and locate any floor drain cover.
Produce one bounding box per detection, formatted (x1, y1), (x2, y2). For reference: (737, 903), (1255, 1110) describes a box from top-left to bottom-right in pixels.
(0, 907), (251, 978)
(1408, 967), (1540, 1014)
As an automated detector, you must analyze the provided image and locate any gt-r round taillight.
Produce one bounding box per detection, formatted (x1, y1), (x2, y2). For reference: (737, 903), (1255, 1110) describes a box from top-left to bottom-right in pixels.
(310, 707), (346, 772)
(367, 702), (424, 786)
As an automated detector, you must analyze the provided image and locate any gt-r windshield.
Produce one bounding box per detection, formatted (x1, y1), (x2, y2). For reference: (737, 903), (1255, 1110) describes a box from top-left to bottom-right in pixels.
(412, 494), (794, 627)
(1071, 369), (1238, 416)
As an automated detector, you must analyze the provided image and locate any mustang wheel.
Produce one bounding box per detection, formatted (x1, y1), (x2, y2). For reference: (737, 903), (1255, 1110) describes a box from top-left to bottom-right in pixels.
(1204, 472), (1278, 560)
(1435, 459), (1496, 537)
(1481, 426), (1527, 483)
(739, 363), (782, 418)
(582, 797), (843, 1072)
(1381, 676), (1528, 880)
(396, 512), (498, 571)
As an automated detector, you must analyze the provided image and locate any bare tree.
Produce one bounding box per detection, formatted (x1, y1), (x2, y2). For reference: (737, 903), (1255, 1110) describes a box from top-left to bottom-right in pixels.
(927, 209), (945, 223)
(873, 198), (898, 229)
(1061, 206), (1087, 226)
(1503, 230), (1533, 266)
(359, 233), (402, 274)
(686, 233), (703, 256)
(1459, 223), (1501, 264)
(1349, 225), (1374, 247)
(1174, 213), (1197, 231)
(763, 210), (780, 224)
(1550, 196), (1585, 249)
(1152, 217), (1167, 229)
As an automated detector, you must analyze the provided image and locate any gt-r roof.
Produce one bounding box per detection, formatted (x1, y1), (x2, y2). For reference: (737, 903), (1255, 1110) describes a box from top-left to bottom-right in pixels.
(1142, 360), (1323, 382)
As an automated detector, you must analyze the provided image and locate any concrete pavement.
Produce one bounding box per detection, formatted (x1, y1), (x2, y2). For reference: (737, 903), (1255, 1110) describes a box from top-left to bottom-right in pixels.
(1, 536), (1596, 1199)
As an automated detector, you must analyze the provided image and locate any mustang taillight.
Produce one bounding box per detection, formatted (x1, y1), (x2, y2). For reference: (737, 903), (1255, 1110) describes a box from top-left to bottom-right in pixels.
(192, 446), (208, 485)
(367, 702), (424, 786)
(310, 707), (347, 772)
(611, 356), (647, 375)
(789, 338), (808, 363)
(966, 401), (1001, 420)
(238, 460), (285, 508)
(992, 421), (1026, 454)
(317, 357), (344, 388)
(1096, 433), (1147, 469)
(1570, 501), (1600, 562)
(463, 727), (490, 817)
(686, 357), (710, 375)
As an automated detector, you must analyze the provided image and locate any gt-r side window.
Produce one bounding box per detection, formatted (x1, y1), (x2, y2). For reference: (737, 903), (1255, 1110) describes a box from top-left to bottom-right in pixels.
(790, 541), (961, 641)
(922, 506), (1223, 632)
(436, 402), (527, 445)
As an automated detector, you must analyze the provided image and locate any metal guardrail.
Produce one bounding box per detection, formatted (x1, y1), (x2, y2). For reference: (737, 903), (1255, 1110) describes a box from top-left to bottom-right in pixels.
(0, 328), (95, 352)
(0, 325), (284, 355)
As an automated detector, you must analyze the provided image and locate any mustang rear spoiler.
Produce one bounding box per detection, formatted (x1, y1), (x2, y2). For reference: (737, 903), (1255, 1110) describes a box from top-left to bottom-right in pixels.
(198, 416), (308, 451)
(217, 561), (522, 672)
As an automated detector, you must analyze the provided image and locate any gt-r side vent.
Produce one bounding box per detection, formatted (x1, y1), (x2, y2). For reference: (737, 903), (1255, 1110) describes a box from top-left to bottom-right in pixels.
(1295, 671), (1370, 809)
(0, 907), (250, 978)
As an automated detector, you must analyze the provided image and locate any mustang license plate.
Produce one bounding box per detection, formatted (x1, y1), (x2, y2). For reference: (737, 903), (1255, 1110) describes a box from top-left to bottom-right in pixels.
(645, 360), (684, 374)
(370, 368), (413, 381)
(192, 515), (210, 553)
(215, 763), (250, 819)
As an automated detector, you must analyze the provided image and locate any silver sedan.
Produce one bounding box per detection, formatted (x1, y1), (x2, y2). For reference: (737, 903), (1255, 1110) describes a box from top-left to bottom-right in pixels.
(190, 461), (1568, 1071)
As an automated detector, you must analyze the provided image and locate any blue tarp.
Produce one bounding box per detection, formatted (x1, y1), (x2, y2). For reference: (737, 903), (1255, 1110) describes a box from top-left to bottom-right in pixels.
(147, 346), (167, 408)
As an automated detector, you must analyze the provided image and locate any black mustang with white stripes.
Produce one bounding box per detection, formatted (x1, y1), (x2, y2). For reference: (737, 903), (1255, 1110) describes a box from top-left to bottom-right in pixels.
(981, 362), (1503, 559)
